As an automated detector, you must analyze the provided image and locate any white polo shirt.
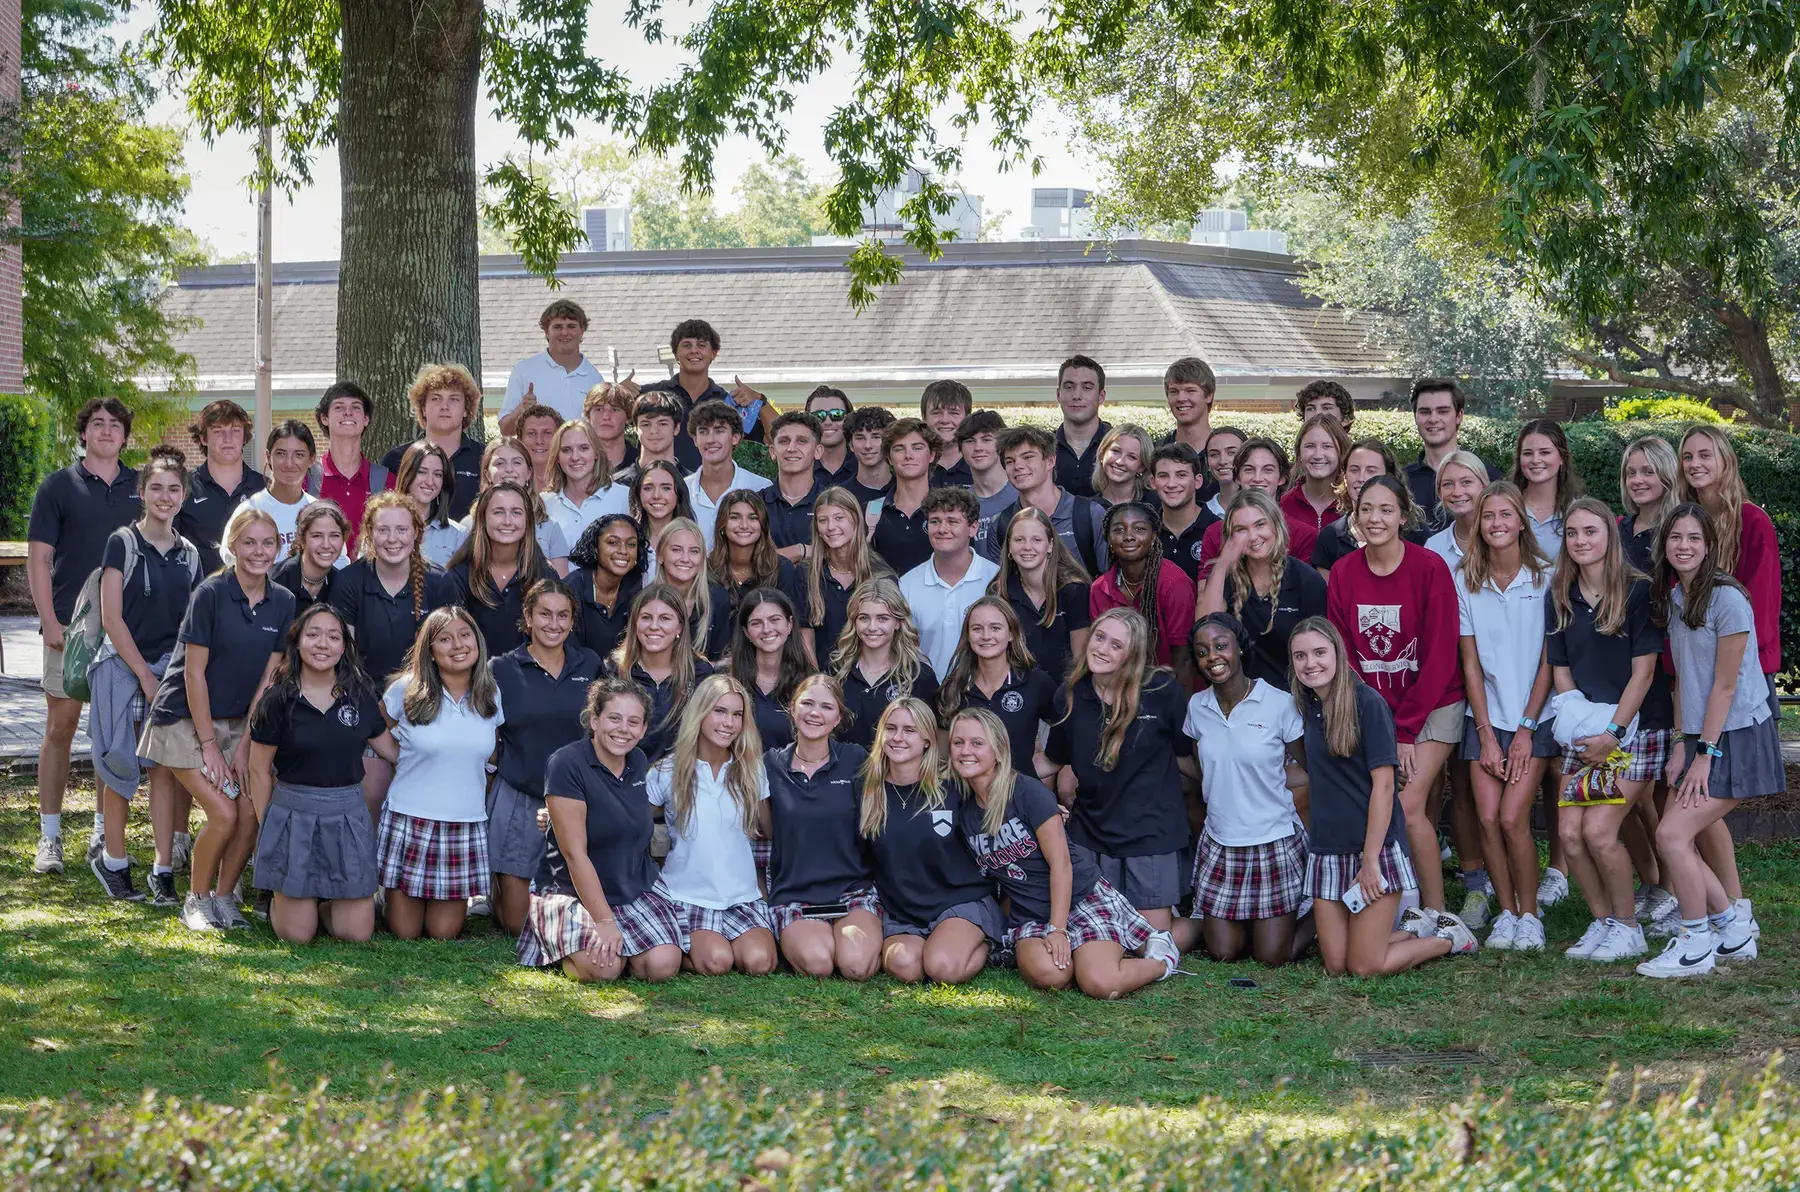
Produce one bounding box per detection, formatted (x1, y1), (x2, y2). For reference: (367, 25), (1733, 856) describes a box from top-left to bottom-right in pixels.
(898, 551), (1002, 676)
(540, 484), (630, 552)
(1455, 563), (1551, 731)
(500, 350), (602, 423)
(647, 756), (768, 909)
(382, 677), (504, 822)
(1424, 524), (1465, 571)
(686, 464), (773, 552)
(1181, 679), (1304, 846)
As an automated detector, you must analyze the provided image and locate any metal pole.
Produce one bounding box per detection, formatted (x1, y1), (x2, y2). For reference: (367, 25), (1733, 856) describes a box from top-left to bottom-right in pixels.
(253, 119), (274, 453)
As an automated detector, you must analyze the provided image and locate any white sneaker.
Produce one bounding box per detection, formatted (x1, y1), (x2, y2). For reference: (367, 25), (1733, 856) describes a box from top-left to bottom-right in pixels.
(467, 894), (493, 918)
(1637, 884), (1677, 924)
(1457, 890), (1492, 932)
(1732, 898), (1760, 941)
(1536, 867), (1569, 909)
(1714, 914), (1758, 964)
(1636, 928), (1716, 978)
(1143, 930), (1181, 980)
(1589, 920), (1647, 962)
(1565, 919), (1611, 959)
(1397, 906), (1437, 938)
(1486, 909), (1520, 951)
(182, 892), (221, 932)
(32, 835), (65, 874)
(1512, 913), (1546, 951)
(1433, 914), (1479, 954)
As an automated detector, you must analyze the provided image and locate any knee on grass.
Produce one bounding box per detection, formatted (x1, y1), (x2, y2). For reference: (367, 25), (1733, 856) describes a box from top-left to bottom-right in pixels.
(736, 937), (779, 976)
(631, 946), (683, 982)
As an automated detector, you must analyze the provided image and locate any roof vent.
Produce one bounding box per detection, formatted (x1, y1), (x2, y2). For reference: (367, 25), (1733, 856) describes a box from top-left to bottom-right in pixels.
(581, 206), (633, 252)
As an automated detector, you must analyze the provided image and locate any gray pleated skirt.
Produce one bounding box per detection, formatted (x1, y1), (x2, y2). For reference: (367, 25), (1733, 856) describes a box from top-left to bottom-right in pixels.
(253, 782), (378, 901)
(486, 776), (550, 879)
(1682, 716), (1788, 802)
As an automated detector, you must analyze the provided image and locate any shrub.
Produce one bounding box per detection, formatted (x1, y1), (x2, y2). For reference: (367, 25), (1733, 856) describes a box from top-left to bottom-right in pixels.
(1605, 396), (1725, 424)
(0, 391), (53, 538)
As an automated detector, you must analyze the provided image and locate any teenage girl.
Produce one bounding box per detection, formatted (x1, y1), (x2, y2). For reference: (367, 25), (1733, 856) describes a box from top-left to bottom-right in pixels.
(1618, 436), (1679, 574)
(729, 587), (812, 751)
(566, 513), (646, 659)
(231, 420), (319, 558)
(830, 576), (939, 749)
(542, 417), (630, 547)
(630, 459), (693, 578)
(803, 486), (890, 667)
(1090, 500), (1197, 684)
(1310, 438), (1399, 578)
(608, 582), (713, 762)
(653, 518), (732, 660)
(1677, 426), (1781, 703)
(936, 595), (1057, 778)
(398, 442), (466, 567)
(1092, 424), (1154, 506)
(707, 489), (807, 627)
(467, 435), (572, 574)
(1197, 489), (1327, 691)
(1422, 451), (1489, 573)
(1512, 419), (1582, 560)
(949, 707), (1180, 995)
(273, 501), (349, 612)
(447, 480), (546, 658)
(1281, 413), (1349, 554)
(989, 506), (1090, 684)
(1197, 437), (1292, 579)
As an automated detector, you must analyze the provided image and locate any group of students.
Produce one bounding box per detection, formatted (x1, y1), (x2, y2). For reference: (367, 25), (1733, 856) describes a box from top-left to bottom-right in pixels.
(22, 302), (1779, 989)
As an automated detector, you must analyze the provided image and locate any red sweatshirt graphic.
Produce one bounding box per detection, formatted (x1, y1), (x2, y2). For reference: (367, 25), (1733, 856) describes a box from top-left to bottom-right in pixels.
(1325, 542), (1465, 743)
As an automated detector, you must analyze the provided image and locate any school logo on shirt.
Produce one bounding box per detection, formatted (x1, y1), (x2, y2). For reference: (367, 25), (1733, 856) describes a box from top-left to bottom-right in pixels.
(886, 683), (904, 701)
(1190, 541), (1204, 560)
(337, 704), (361, 727)
(930, 809), (955, 837)
(1000, 691), (1024, 713)
(1356, 603), (1417, 686)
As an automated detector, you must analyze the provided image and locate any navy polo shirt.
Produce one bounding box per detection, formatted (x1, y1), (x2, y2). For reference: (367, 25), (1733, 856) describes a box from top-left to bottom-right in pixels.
(1045, 671), (1191, 857)
(327, 558), (459, 684)
(1619, 513), (1655, 575)
(535, 742), (657, 902)
(691, 581), (735, 660)
(567, 569), (641, 660)
(610, 657), (714, 761)
(720, 559), (808, 631)
(765, 478), (823, 549)
(764, 740), (874, 906)
(1054, 421), (1110, 499)
(270, 554), (336, 613)
(749, 680), (794, 750)
(870, 495), (931, 575)
(1004, 575), (1092, 685)
(379, 434), (485, 521)
(1310, 518), (1359, 570)
(1158, 508), (1218, 582)
(1402, 452), (1502, 541)
(957, 774), (1101, 925)
(27, 461), (143, 625)
(448, 561), (529, 657)
(1221, 560), (1328, 691)
(930, 457), (974, 489)
(815, 456), (858, 490)
(1301, 682), (1403, 855)
(250, 685), (383, 788)
(806, 563), (895, 667)
(493, 643), (605, 794)
(150, 572), (295, 725)
(177, 462), (266, 574)
(840, 661), (940, 749)
(866, 781), (992, 927)
(1545, 578), (1673, 731)
(101, 527), (201, 661)
(955, 667), (1057, 774)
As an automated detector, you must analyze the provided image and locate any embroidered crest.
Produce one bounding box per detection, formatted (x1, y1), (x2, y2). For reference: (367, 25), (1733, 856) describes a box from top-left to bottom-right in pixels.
(336, 703), (361, 727)
(1000, 691), (1025, 713)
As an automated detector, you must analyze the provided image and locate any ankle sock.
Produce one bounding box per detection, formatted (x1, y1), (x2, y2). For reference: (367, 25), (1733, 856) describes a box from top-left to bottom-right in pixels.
(1708, 907), (1736, 932)
(103, 852), (129, 872)
(40, 813), (61, 839)
(1680, 917), (1707, 938)
(1463, 868), (1491, 895)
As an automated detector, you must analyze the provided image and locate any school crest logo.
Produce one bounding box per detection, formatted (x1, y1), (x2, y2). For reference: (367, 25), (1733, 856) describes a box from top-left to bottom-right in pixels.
(1356, 603), (1417, 687)
(1190, 541), (1204, 560)
(336, 704), (361, 728)
(886, 683), (904, 701)
(1000, 691), (1025, 713)
(930, 810), (955, 837)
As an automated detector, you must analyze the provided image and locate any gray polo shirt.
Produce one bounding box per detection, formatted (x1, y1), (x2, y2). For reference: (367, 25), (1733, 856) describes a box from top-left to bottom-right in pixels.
(1668, 583), (1772, 735)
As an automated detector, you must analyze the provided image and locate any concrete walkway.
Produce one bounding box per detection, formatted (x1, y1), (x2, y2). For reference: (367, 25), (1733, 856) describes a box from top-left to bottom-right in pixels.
(1, 615), (91, 770)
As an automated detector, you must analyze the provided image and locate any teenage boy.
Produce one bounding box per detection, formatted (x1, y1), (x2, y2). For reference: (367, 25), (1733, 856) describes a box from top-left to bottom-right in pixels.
(805, 385), (857, 488)
(898, 487), (1001, 676)
(920, 380), (974, 487)
(1296, 379), (1355, 429)
(684, 399), (772, 552)
(765, 411), (825, 556)
(622, 394), (688, 483)
(1402, 377), (1500, 539)
(983, 425), (1107, 576)
(956, 410), (1016, 554)
(178, 399), (265, 574)
(378, 362), (486, 519)
(640, 318), (778, 469)
(867, 418), (938, 575)
(842, 406), (896, 505)
(306, 381), (392, 552)
(1157, 356), (1221, 501)
(515, 402), (564, 492)
(499, 299), (601, 431)
(27, 398), (142, 874)
(1149, 442), (1213, 581)
(1053, 354), (1111, 499)
(584, 379), (641, 477)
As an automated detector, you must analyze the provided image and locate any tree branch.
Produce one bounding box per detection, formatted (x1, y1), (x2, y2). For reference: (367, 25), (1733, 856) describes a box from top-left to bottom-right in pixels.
(1563, 346), (1756, 408)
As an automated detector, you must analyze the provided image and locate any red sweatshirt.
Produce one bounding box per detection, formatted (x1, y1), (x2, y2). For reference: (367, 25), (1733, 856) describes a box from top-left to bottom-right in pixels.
(1324, 542), (1465, 743)
(1736, 502), (1781, 675)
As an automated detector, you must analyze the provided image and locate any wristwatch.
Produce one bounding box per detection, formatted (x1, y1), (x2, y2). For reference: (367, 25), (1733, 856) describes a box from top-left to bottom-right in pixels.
(1605, 722), (1625, 738)
(1518, 716), (1539, 731)
(1698, 739), (1725, 758)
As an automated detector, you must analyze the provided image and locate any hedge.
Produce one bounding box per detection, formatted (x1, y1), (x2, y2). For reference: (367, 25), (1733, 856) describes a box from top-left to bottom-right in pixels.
(0, 392), (52, 539)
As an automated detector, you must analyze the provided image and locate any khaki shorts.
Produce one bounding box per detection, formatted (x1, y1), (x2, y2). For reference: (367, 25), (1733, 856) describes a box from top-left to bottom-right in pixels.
(138, 716), (248, 772)
(1416, 700), (1468, 746)
(42, 641), (68, 700)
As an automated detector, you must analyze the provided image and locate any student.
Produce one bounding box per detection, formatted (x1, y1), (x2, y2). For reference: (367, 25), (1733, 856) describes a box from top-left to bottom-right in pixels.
(541, 418), (629, 548)
(730, 587), (813, 750)
(447, 481), (547, 658)
(1512, 418), (1581, 560)
(805, 385), (857, 488)
(1281, 414), (1348, 553)
(378, 363), (486, 520)
(1618, 435), (1680, 574)
(465, 436), (573, 574)
(653, 518), (732, 660)
(1089, 501), (1197, 684)
(1180, 613), (1308, 965)
(377, 606), (504, 941)
(1092, 424), (1154, 507)
(1044, 609), (1191, 928)
(608, 582), (714, 762)
(583, 380), (642, 478)
(898, 487), (1001, 677)
(1196, 437), (1293, 581)
(842, 406), (897, 506)
(1053, 354), (1111, 499)
(685, 400), (774, 552)
(1158, 357), (1218, 490)
(246, 604), (396, 943)
(764, 411), (825, 554)
(140, 506), (295, 932)
(1676, 425), (1781, 692)
(1197, 490), (1327, 691)
(1311, 438), (1400, 578)
(936, 596), (1056, 777)
(489, 579), (604, 936)
(803, 486), (891, 668)
(1296, 379), (1355, 429)
(646, 675), (779, 975)
(514, 402), (564, 495)
(639, 318), (777, 469)
(1150, 442), (1214, 581)
(232, 419), (321, 559)
(957, 410), (1017, 552)
(306, 381), (390, 553)
(1288, 617), (1477, 973)
(272, 502), (349, 612)
(764, 674), (882, 980)
(1422, 451), (1489, 573)
(832, 577), (939, 749)
(861, 699), (1001, 983)
(521, 676), (683, 982)
(989, 506), (1091, 684)
(1456, 482), (1556, 951)
(950, 708), (1180, 994)
(178, 398), (265, 573)
(985, 425), (1107, 576)
(867, 417), (938, 575)
(1324, 474), (1466, 923)
(921, 380), (974, 487)
(707, 490), (809, 628)
(1548, 499), (1672, 963)
(623, 394), (687, 483)
(1202, 425), (1246, 521)
(1402, 377), (1501, 539)
(630, 458), (694, 576)
(499, 298), (601, 429)
(566, 513), (646, 660)
(89, 447), (203, 904)
(397, 443), (466, 568)
(1638, 504), (1780, 978)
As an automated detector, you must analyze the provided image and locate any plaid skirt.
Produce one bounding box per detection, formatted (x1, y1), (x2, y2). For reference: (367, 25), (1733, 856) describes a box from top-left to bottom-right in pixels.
(751, 836), (772, 894)
(663, 889), (776, 947)
(1006, 878), (1154, 952)
(375, 809), (491, 902)
(1304, 840), (1418, 903)
(517, 888), (683, 967)
(769, 887), (883, 934)
(1191, 831), (1307, 921)
(1560, 728), (1672, 805)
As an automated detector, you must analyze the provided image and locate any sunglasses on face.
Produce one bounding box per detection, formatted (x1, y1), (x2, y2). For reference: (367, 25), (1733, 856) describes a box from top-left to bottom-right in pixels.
(811, 408), (848, 421)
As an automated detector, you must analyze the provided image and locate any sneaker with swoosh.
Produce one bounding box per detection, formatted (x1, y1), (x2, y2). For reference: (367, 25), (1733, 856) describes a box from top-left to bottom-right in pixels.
(1635, 929), (1716, 979)
(1714, 916), (1758, 964)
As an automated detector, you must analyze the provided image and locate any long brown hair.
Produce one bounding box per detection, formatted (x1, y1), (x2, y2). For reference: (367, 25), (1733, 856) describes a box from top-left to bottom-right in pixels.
(1058, 607), (1152, 771)
(1676, 425), (1749, 572)
(707, 488), (782, 599)
(1651, 503), (1748, 631)
(806, 486), (885, 628)
(396, 441), (455, 529)
(989, 505), (1089, 633)
(357, 491), (430, 620)
(1460, 481), (1551, 593)
(857, 698), (945, 836)
(1510, 418), (1582, 518)
(612, 582), (702, 729)
(1288, 616), (1362, 758)
(1222, 489), (1289, 634)
(1550, 497), (1640, 636)
(1335, 438), (1398, 517)
(289, 500), (350, 560)
(448, 481), (546, 607)
(937, 596), (1035, 723)
(397, 605), (500, 725)
(663, 673), (765, 838)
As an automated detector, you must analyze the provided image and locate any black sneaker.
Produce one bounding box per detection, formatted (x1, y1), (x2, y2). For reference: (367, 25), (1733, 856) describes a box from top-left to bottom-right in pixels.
(90, 853), (146, 902)
(147, 870), (180, 907)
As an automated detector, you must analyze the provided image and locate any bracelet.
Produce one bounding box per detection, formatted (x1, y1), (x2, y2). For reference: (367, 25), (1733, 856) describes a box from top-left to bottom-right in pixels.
(198, 738), (216, 746)
(596, 916), (616, 924)
(1698, 740), (1724, 758)
(1045, 924), (1066, 935)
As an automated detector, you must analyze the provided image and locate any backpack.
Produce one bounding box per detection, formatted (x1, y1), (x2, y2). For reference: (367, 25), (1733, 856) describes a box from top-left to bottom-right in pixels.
(992, 495), (1101, 576)
(63, 528), (202, 703)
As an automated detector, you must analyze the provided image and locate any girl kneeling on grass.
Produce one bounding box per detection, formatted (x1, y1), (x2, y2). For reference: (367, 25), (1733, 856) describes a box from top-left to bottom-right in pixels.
(521, 676), (683, 983)
(647, 674), (779, 976)
(247, 605), (396, 943)
(1288, 617), (1478, 975)
(948, 708), (1179, 996)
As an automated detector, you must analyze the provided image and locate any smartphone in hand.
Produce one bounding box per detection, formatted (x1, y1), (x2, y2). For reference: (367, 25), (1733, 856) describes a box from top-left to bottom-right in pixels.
(1341, 883), (1369, 915)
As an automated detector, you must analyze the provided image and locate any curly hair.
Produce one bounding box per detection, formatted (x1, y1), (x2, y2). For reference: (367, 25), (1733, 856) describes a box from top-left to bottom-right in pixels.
(831, 576), (926, 695)
(358, 491), (430, 620)
(406, 363), (482, 430)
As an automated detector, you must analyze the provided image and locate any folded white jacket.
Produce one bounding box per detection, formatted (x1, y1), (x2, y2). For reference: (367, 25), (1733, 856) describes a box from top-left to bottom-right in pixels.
(1547, 689), (1638, 751)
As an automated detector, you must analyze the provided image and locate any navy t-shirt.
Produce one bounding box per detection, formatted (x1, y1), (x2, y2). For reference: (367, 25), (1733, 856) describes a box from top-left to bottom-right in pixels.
(1222, 560), (1328, 692)
(953, 667), (1057, 774)
(150, 572), (296, 725)
(566, 569), (641, 661)
(177, 462), (266, 575)
(536, 742), (658, 904)
(1301, 681), (1404, 855)
(493, 643), (605, 794)
(764, 740), (873, 905)
(449, 562), (529, 658)
(327, 559), (459, 685)
(27, 461), (143, 624)
(839, 661), (940, 749)
(1045, 671), (1191, 857)
(1545, 578), (1674, 732)
(956, 774), (1100, 925)
(101, 527), (200, 660)
(865, 781), (992, 926)
(250, 685), (383, 788)
(1003, 575), (1091, 685)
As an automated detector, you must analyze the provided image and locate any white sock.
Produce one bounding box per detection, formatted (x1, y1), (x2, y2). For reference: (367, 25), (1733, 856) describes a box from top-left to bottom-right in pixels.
(152, 864), (173, 877)
(103, 852), (129, 872)
(40, 813), (61, 839)
(92, 811), (104, 834)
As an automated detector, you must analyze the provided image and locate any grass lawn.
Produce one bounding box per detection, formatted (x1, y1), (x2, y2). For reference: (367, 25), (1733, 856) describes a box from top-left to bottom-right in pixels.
(3, 775), (1796, 1130)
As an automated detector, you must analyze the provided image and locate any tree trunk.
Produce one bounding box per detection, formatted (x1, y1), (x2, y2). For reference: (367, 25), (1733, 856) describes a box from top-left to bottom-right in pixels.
(337, 0), (485, 454)
(1715, 302), (1790, 429)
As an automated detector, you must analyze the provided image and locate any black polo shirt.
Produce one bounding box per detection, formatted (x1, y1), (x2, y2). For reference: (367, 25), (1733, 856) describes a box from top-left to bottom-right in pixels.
(102, 527), (200, 660)
(805, 562), (895, 666)
(270, 554), (336, 613)
(1544, 578), (1673, 731)
(844, 475), (893, 509)
(27, 460), (143, 625)
(814, 455), (857, 490)
(955, 667), (1057, 774)
(602, 439), (640, 483)
(1402, 452), (1502, 541)
(764, 740), (874, 905)
(1045, 671), (1191, 857)
(1310, 518), (1359, 571)
(1619, 513), (1655, 574)
(720, 559), (808, 631)
(1221, 560), (1328, 691)
(327, 559), (459, 684)
(493, 643), (605, 794)
(840, 661), (940, 749)
(379, 434), (484, 521)
(640, 376), (767, 473)
(691, 581), (735, 660)
(930, 457), (973, 489)
(1054, 421), (1110, 499)
(150, 572), (295, 725)
(1158, 507), (1218, 582)
(250, 685), (383, 788)
(177, 462), (266, 574)
(870, 494), (931, 575)
(749, 680), (794, 750)
(1301, 682), (1403, 855)
(1003, 575), (1091, 685)
(957, 774), (1101, 925)
(567, 569), (640, 660)
(611, 658), (715, 761)
(764, 478), (823, 549)
(449, 561), (529, 657)
(865, 781), (992, 926)
(535, 741), (657, 902)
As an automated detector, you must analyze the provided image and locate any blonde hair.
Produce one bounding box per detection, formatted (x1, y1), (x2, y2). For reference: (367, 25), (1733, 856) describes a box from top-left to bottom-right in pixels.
(1091, 423), (1154, 501)
(1222, 489), (1290, 634)
(611, 583), (702, 733)
(938, 596), (1035, 723)
(787, 672), (848, 739)
(831, 576), (926, 693)
(664, 674), (765, 839)
(1058, 608), (1153, 771)
(653, 518), (715, 650)
(220, 504), (281, 577)
(358, 491), (430, 620)
(858, 698), (946, 837)
(950, 707), (1020, 837)
(1620, 435), (1680, 529)
(1288, 616), (1362, 757)
(406, 363), (481, 430)
(1676, 425), (1748, 572)
(397, 605), (500, 725)
(989, 505), (1090, 637)
(806, 487), (885, 629)
(547, 417), (614, 494)
(1550, 497), (1640, 636)
(1460, 480), (1552, 593)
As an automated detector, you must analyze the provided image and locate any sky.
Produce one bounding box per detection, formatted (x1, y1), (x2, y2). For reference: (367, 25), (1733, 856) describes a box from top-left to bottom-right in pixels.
(118, 2), (1097, 263)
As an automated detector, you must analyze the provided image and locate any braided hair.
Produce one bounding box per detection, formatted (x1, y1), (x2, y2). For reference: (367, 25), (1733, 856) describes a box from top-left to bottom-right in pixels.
(359, 491), (430, 619)
(1100, 500), (1167, 659)
(1222, 489), (1289, 634)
